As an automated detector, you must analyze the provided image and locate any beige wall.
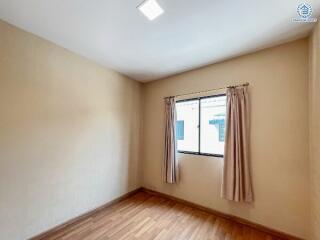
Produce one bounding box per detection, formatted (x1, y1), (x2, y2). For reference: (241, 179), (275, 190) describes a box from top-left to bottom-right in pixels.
(142, 39), (310, 239)
(0, 20), (143, 240)
(309, 22), (320, 240)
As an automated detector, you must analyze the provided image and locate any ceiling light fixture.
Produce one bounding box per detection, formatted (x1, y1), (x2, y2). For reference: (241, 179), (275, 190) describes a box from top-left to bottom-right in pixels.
(137, 0), (164, 21)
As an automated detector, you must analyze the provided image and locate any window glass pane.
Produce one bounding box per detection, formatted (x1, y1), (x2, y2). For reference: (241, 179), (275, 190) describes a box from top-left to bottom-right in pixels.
(176, 100), (199, 152)
(200, 95), (226, 155)
(176, 120), (184, 140)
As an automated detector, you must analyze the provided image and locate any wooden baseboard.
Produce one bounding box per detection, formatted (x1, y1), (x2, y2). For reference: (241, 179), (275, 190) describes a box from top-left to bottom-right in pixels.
(29, 187), (143, 240)
(141, 188), (303, 240)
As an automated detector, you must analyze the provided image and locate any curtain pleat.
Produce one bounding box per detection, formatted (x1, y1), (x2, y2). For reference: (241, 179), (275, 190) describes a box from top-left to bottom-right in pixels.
(222, 87), (253, 202)
(163, 97), (178, 183)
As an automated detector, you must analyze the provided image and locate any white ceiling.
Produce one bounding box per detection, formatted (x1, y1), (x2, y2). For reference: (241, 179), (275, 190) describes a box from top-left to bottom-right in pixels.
(0, 0), (319, 82)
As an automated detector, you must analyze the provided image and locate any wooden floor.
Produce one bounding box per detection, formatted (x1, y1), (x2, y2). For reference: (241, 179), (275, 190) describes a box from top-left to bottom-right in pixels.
(37, 192), (283, 240)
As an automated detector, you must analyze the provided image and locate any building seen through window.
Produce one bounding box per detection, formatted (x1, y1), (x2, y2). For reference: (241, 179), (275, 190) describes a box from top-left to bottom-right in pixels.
(176, 95), (226, 156)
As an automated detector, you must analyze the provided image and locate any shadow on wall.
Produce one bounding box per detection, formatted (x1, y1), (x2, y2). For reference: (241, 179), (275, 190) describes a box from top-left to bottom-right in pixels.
(0, 31), (143, 238)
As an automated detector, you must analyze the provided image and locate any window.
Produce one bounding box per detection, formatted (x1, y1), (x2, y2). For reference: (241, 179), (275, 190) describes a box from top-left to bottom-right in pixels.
(176, 94), (226, 157)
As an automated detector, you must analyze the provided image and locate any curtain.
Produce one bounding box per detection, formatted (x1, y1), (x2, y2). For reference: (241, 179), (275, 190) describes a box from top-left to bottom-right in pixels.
(163, 97), (178, 183)
(222, 87), (253, 202)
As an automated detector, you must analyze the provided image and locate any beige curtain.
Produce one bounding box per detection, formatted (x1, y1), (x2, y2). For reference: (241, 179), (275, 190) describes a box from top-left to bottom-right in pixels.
(222, 87), (253, 202)
(163, 97), (178, 183)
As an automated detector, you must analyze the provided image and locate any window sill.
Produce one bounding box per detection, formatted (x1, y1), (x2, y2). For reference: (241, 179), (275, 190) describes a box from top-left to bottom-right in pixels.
(178, 151), (223, 158)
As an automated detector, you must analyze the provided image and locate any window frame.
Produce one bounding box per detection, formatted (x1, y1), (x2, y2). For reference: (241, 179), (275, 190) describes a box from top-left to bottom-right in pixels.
(176, 94), (226, 158)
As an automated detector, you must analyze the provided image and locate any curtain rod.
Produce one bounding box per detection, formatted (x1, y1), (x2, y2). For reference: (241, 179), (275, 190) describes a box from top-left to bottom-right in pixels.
(164, 82), (249, 99)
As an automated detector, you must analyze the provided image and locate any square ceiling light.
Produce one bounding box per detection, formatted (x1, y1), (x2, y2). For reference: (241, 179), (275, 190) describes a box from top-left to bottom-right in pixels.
(137, 0), (164, 21)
